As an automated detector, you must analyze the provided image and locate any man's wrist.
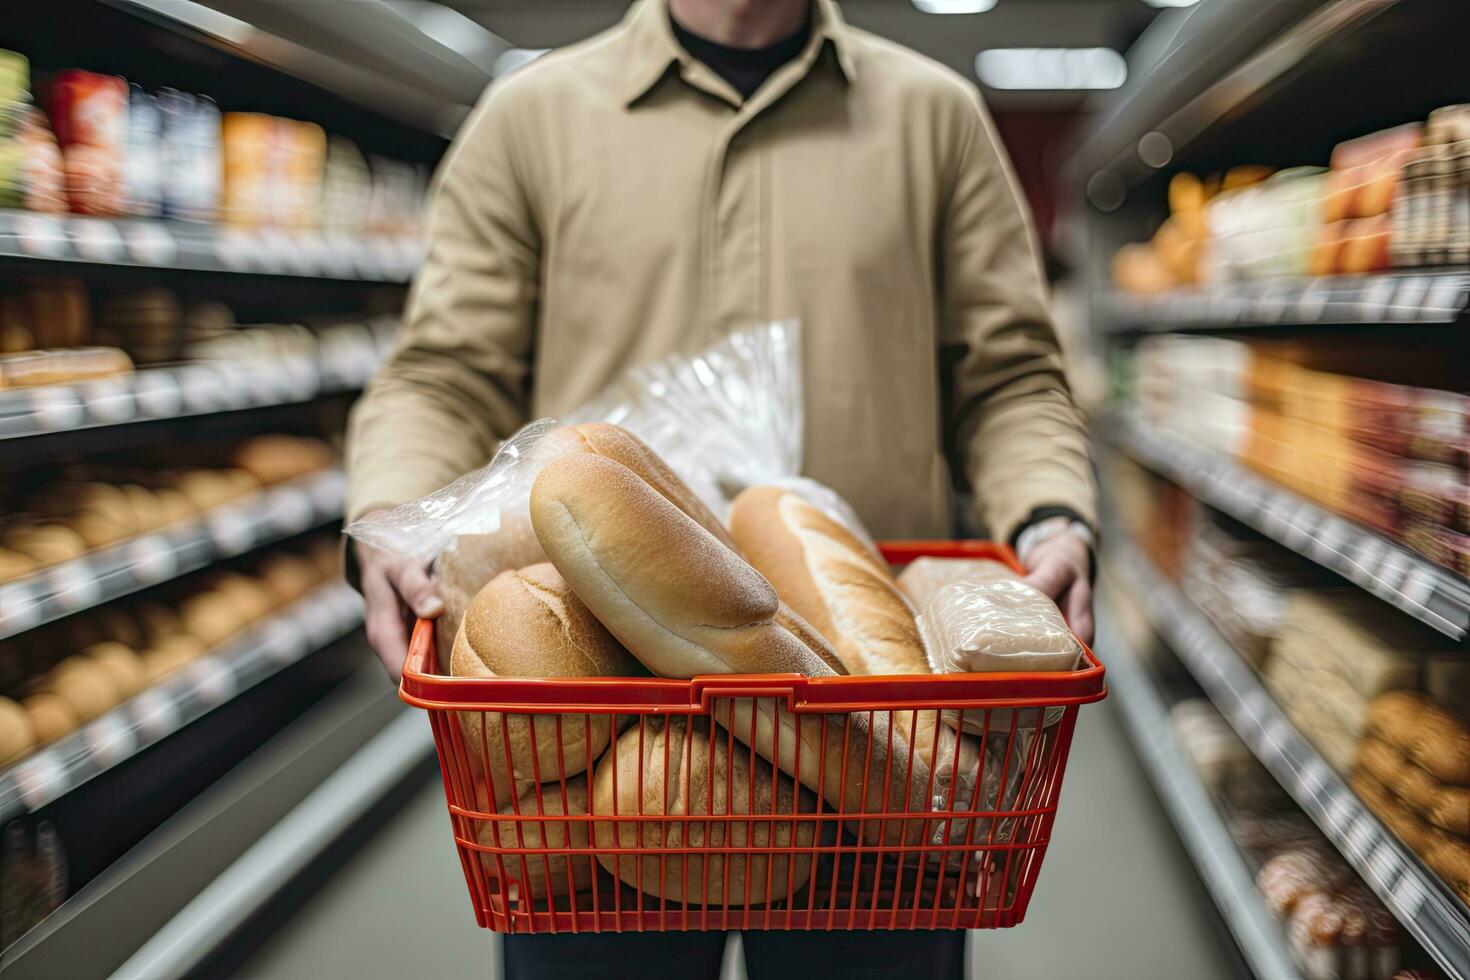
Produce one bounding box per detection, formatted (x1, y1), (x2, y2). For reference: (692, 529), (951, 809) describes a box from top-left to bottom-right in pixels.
(1011, 506), (1097, 583)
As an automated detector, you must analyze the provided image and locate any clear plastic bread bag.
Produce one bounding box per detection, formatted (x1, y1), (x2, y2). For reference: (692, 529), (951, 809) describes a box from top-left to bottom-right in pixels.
(345, 321), (846, 658)
(916, 578), (1082, 734)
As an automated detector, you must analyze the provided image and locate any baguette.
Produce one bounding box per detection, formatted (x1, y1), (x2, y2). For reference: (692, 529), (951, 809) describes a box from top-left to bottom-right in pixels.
(451, 563), (643, 798)
(476, 775), (595, 901)
(591, 716), (815, 905)
(531, 453), (932, 844)
(728, 485), (982, 822)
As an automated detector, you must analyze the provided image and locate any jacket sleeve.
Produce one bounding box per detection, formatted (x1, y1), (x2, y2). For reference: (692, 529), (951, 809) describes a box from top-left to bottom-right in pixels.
(345, 86), (540, 522)
(940, 88), (1096, 545)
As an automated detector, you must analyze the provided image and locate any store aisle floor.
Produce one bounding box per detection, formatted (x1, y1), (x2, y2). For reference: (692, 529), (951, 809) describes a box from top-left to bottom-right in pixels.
(237, 670), (1239, 979)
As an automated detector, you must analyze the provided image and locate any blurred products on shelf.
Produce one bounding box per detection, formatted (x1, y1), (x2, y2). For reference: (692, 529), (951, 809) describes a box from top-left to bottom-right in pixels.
(0, 49), (426, 235)
(1124, 334), (1468, 578)
(1112, 104), (1470, 294)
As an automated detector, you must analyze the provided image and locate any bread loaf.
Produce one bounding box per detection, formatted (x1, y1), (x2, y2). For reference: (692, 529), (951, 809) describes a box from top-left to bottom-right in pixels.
(477, 775), (595, 901)
(592, 717), (815, 905)
(84, 642), (146, 700)
(452, 563), (642, 797)
(531, 453), (932, 844)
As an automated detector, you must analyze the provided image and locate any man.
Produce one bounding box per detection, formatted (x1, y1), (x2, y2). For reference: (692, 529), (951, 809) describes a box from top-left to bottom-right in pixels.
(348, 0), (1095, 975)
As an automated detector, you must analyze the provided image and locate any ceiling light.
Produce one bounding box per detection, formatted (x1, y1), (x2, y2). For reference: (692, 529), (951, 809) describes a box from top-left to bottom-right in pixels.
(126, 0), (254, 44)
(975, 48), (1127, 90)
(492, 48), (549, 77)
(913, 0), (998, 13)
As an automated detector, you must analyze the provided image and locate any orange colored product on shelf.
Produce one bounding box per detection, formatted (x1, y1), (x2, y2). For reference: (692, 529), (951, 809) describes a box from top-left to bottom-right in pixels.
(1324, 123), (1420, 223)
(0, 347), (133, 388)
(1338, 214), (1393, 274)
(1308, 220), (1351, 278)
(0, 698), (34, 764)
(220, 112), (275, 228)
(48, 70), (128, 217)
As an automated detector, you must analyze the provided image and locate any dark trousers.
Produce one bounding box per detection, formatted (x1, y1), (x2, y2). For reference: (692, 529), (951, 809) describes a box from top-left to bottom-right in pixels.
(503, 929), (966, 979)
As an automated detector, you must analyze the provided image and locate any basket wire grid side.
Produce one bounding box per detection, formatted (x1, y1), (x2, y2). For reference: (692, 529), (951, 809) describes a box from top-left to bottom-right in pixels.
(431, 697), (1080, 934)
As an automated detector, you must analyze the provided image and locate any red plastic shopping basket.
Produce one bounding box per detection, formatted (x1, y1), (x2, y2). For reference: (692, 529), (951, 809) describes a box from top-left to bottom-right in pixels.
(400, 541), (1106, 934)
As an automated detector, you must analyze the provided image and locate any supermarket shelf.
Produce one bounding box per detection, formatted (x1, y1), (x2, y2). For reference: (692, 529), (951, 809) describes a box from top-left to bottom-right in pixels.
(0, 469), (345, 641)
(1104, 270), (1470, 332)
(1112, 536), (1470, 980)
(1099, 412), (1470, 641)
(0, 322), (394, 442)
(0, 209), (423, 282)
(0, 580), (364, 824)
(1097, 599), (1299, 980)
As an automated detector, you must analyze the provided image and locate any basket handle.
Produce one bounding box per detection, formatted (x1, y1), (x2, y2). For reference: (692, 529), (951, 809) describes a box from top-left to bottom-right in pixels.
(689, 674), (803, 710)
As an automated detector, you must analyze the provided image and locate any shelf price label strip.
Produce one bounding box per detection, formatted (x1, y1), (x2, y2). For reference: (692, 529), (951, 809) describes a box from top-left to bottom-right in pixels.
(0, 209), (423, 283)
(1102, 414), (1470, 641)
(1117, 542), (1470, 980)
(0, 470), (346, 640)
(0, 582), (363, 823)
(1106, 271), (1470, 332)
(0, 332), (391, 442)
(1099, 606), (1301, 980)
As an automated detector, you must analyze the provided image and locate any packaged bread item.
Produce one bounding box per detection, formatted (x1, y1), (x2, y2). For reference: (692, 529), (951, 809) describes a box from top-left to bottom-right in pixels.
(229, 435), (335, 485)
(0, 348), (132, 387)
(49, 70), (127, 215)
(1366, 691), (1470, 785)
(917, 579), (1081, 677)
(591, 716), (816, 905)
(1256, 847), (1344, 917)
(451, 563), (642, 797)
(476, 776), (595, 900)
(895, 556), (1020, 610)
(140, 634), (206, 681)
(179, 590), (245, 647)
(1287, 888), (1400, 980)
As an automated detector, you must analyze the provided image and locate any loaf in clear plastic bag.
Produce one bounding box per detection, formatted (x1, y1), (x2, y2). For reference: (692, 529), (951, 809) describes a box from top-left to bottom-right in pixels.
(345, 321), (883, 657)
(917, 578), (1082, 733)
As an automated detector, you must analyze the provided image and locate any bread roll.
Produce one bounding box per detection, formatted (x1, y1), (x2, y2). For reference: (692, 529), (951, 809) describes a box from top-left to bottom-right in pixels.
(452, 563), (642, 796)
(477, 776), (595, 901)
(531, 453), (931, 844)
(23, 692), (77, 745)
(44, 657), (120, 722)
(896, 557), (1020, 609)
(592, 717), (815, 905)
(84, 642), (146, 700)
(4, 524), (87, 565)
(206, 572), (275, 622)
(0, 547), (38, 582)
(0, 698), (34, 763)
(94, 606), (146, 650)
(255, 553), (320, 608)
(180, 591), (245, 647)
(121, 484), (165, 531)
(132, 600), (181, 642)
(63, 511), (130, 549)
(142, 635), (206, 680)
(152, 486), (197, 526)
(434, 421), (733, 662)
(230, 435), (334, 485)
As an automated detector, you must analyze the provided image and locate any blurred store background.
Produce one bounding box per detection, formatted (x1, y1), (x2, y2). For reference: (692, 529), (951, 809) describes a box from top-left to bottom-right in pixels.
(0, 1), (1466, 978)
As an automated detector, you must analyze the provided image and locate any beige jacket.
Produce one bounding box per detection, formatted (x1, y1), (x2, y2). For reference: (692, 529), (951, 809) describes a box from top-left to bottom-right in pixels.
(347, 0), (1095, 543)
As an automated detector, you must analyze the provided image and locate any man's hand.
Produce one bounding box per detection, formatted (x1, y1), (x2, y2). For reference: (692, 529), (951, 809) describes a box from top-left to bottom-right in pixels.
(1020, 525), (1094, 646)
(357, 532), (443, 682)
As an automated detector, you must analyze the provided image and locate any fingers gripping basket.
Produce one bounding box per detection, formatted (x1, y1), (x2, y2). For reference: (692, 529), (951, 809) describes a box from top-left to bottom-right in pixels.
(400, 542), (1106, 934)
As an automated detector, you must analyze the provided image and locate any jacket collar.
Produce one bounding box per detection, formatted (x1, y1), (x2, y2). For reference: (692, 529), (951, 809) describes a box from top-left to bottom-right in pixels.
(619, 0), (857, 107)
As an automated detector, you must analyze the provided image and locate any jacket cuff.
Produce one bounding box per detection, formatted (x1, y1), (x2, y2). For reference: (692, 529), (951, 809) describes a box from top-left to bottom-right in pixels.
(1008, 505), (1097, 584)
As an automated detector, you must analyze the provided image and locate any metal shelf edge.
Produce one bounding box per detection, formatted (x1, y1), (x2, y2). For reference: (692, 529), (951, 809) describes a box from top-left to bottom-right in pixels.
(1097, 413), (1470, 641)
(1097, 599), (1300, 980)
(0, 469), (347, 640)
(1112, 536), (1470, 980)
(0, 581), (365, 823)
